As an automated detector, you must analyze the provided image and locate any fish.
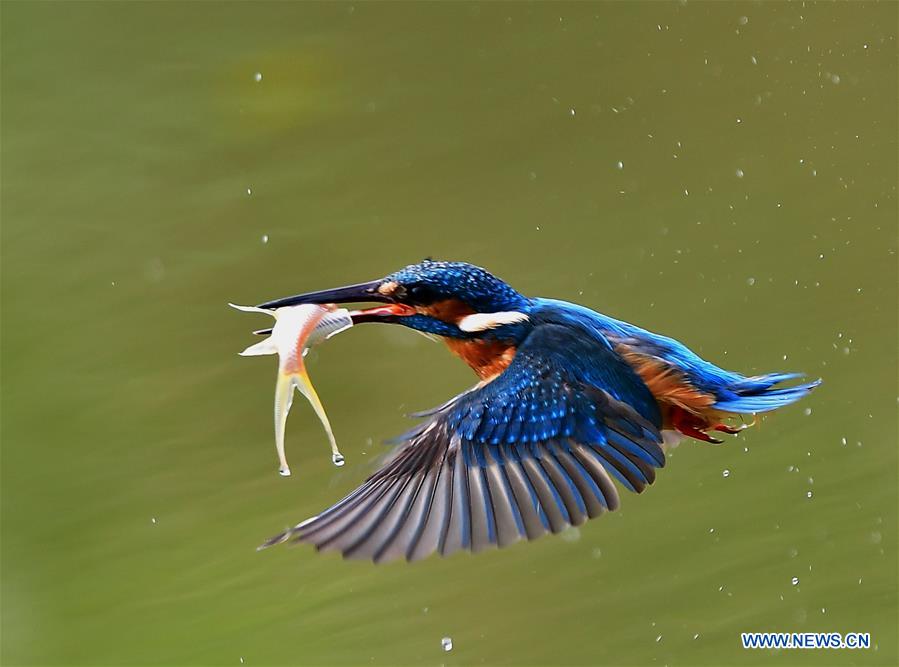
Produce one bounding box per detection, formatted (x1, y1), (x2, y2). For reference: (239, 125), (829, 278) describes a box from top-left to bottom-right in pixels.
(230, 302), (353, 477)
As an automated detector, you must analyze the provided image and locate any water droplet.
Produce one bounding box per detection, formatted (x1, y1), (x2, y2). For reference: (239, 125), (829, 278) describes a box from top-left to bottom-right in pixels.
(693, 633), (700, 640)
(254, 72), (263, 82)
(616, 160), (624, 170)
(830, 73), (841, 84)
(441, 637), (453, 652)
(792, 577), (800, 586)
(246, 187), (253, 195)
(145, 257), (166, 283)
(261, 234), (269, 244)
(561, 526), (581, 543)
(736, 168), (744, 178)
(806, 491), (813, 499)
(722, 469), (730, 478)
(656, 635), (662, 643)
(804, 408), (812, 416)
(738, 16), (749, 25)
(747, 277), (756, 286)
(151, 517), (157, 524)
(569, 108), (576, 116)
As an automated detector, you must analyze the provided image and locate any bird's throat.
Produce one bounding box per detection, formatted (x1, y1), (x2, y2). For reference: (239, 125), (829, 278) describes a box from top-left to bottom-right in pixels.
(444, 338), (518, 381)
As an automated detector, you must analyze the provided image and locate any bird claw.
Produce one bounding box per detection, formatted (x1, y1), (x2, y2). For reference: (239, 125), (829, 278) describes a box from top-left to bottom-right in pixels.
(712, 423), (748, 435)
(673, 419), (724, 444)
(684, 426), (724, 444)
(671, 407), (728, 444)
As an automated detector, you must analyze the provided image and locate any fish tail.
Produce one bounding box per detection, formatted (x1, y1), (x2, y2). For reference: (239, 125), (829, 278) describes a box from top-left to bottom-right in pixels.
(292, 369), (345, 466)
(274, 371), (298, 476)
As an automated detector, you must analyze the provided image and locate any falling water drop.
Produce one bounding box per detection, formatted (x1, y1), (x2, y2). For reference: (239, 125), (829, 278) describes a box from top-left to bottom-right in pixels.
(441, 637), (453, 652)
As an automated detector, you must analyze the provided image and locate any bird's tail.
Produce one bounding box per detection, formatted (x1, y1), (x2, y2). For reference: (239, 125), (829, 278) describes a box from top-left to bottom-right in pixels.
(712, 373), (822, 413)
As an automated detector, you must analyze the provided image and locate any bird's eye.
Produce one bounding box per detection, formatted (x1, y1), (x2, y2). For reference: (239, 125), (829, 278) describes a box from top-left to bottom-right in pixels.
(407, 284), (436, 304)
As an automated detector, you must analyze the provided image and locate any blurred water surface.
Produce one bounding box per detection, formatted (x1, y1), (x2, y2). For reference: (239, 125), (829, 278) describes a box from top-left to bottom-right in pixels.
(2, 2), (897, 665)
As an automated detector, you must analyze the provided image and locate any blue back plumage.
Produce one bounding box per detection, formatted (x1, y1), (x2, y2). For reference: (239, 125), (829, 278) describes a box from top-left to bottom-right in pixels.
(531, 298), (820, 411)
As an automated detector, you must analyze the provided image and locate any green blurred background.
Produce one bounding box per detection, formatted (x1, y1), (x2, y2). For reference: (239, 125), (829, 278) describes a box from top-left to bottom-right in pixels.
(2, 2), (896, 665)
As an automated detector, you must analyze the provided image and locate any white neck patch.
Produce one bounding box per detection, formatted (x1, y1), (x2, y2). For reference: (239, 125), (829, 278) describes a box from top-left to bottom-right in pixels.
(457, 311), (529, 332)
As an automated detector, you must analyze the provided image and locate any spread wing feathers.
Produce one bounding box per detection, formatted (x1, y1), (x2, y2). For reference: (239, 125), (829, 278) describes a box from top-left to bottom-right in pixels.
(260, 324), (665, 563)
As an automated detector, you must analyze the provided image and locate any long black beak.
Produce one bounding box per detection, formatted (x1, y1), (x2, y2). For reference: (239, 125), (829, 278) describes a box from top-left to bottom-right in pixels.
(256, 279), (390, 309)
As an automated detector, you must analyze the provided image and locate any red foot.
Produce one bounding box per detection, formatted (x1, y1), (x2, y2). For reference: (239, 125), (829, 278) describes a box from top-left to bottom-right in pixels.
(680, 424), (724, 444)
(670, 408), (723, 444)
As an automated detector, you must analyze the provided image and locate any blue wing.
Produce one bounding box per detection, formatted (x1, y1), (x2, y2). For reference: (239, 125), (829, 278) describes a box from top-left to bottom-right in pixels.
(262, 323), (664, 563)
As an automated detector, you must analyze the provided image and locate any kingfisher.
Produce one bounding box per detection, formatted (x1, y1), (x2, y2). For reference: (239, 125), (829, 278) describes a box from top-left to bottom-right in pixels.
(254, 260), (819, 563)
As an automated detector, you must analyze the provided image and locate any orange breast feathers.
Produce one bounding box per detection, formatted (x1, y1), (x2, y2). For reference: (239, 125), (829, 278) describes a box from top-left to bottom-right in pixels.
(444, 338), (517, 381)
(414, 299), (518, 381)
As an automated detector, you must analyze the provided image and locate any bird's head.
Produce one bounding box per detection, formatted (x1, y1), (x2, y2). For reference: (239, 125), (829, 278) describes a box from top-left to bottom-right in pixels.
(258, 260), (532, 342)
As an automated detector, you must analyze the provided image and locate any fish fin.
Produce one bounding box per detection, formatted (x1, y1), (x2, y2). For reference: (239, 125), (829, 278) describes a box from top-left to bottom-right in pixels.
(239, 339), (277, 356)
(229, 302), (275, 316)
